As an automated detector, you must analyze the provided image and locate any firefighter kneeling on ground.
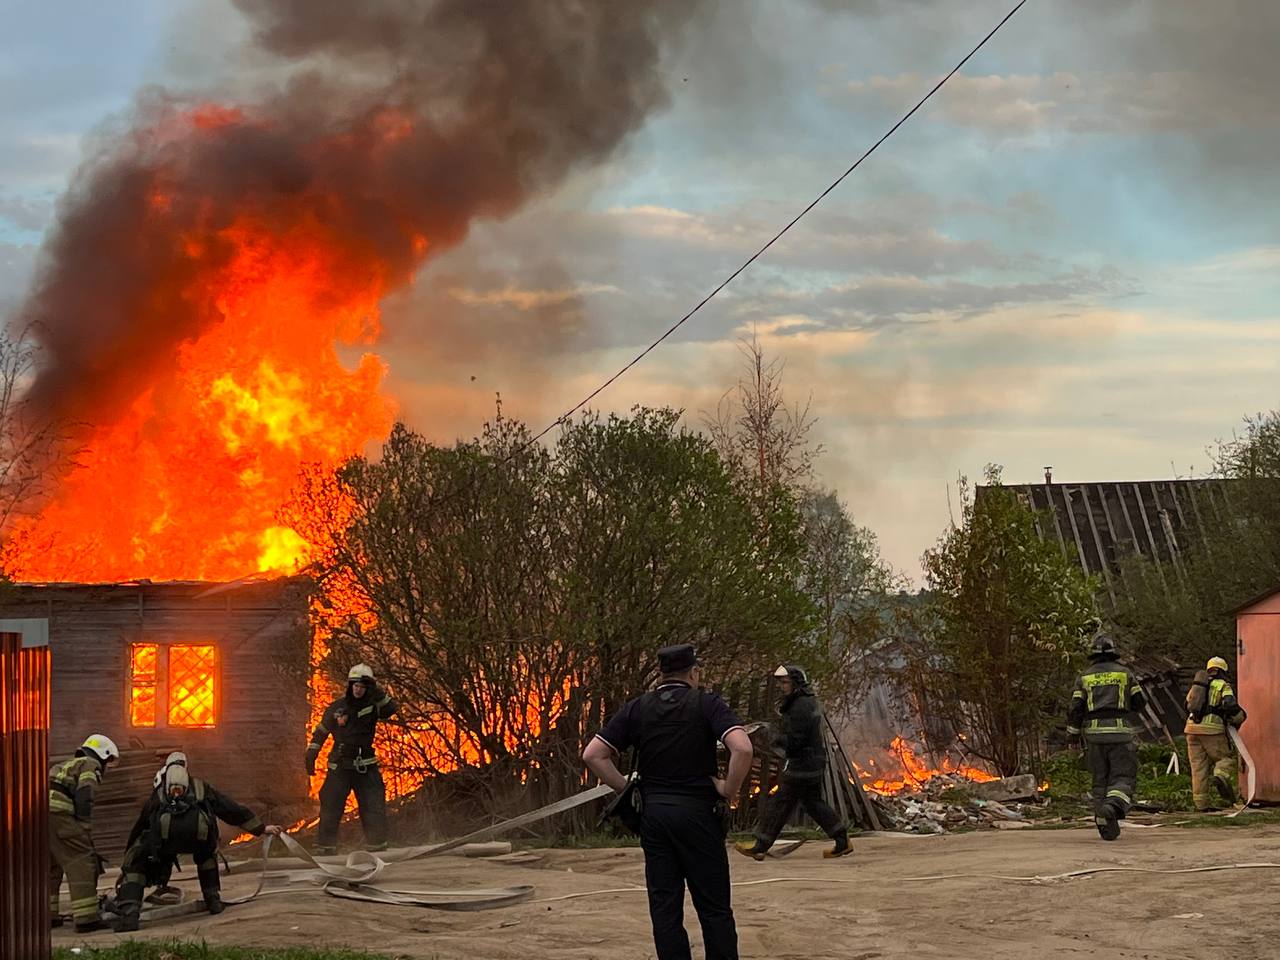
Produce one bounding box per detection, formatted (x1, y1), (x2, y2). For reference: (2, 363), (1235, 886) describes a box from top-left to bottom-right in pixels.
(113, 759), (282, 932)
(49, 734), (119, 932)
(1185, 656), (1247, 812)
(307, 663), (398, 854)
(1066, 633), (1145, 841)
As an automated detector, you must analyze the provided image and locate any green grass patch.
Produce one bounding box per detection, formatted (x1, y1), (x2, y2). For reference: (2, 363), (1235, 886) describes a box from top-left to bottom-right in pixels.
(54, 943), (397, 960)
(1041, 739), (1200, 812)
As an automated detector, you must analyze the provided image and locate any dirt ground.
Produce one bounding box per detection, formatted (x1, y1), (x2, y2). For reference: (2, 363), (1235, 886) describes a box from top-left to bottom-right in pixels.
(57, 823), (1280, 960)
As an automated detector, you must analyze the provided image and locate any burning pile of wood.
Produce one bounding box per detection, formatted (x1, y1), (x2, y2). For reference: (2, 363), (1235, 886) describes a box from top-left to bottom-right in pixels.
(870, 773), (1042, 834)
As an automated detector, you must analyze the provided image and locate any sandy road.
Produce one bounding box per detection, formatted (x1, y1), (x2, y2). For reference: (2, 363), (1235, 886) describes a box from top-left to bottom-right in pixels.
(55, 823), (1280, 960)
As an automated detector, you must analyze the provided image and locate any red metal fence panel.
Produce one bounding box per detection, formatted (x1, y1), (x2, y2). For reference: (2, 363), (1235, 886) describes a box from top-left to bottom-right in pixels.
(1, 629), (51, 960)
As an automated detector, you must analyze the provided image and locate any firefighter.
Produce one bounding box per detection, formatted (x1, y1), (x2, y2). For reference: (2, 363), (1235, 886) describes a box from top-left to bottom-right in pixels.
(1066, 634), (1146, 841)
(583, 644), (753, 960)
(307, 663), (398, 854)
(1184, 656), (1247, 811)
(49, 733), (119, 932)
(113, 759), (282, 932)
(735, 664), (850, 861)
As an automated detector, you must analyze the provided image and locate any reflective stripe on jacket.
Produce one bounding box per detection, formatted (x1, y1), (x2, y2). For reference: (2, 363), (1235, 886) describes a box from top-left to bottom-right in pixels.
(1066, 658), (1145, 742)
(49, 755), (103, 820)
(1185, 678), (1244, 735)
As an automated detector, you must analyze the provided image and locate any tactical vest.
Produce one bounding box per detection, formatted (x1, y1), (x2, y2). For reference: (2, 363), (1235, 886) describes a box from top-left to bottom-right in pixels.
(632, 684), (717, 798)
(150, 779), (216, 849)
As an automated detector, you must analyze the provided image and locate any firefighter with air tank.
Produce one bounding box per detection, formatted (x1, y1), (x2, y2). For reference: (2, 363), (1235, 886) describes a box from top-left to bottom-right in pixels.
(1185, 655), (1247, 811)
(113, 756), (282, 932)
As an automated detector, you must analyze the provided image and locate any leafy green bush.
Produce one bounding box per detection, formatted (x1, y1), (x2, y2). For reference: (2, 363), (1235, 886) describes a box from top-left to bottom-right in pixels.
(1042, 738), (1196, 812)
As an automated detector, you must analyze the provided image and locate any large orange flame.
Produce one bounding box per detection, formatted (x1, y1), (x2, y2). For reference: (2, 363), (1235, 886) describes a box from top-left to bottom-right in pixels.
(855, 736), (998, 797)
(2, 212), (396, 582)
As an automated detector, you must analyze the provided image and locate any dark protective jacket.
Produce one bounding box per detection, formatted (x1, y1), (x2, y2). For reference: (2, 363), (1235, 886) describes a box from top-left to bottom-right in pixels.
(776, 689), (827, 780)
(1185, 674), (1246, 735)
(308, 681), (398, 768)
(1066, 656), (1147, 743)
(125, 777), (265, 855)
(49, 754), (104, 821)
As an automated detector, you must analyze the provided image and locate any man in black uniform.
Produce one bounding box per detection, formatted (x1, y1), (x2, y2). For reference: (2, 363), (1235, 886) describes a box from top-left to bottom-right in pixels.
(1066, 633), (1146, 841)
(735, 664), (850, 860)
(583, 644), (753, 960)
(114, 760), (282, 931)
(306, 662), (398, 854)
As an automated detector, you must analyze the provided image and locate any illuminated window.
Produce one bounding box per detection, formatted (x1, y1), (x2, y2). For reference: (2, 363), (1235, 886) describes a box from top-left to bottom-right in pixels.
(167, 645), (218, 728)
(129, 644), (159, 727)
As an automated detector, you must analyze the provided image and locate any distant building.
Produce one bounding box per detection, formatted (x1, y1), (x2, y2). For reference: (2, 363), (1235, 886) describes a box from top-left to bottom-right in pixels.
(978, 472), (1236, 605)
(0, 577), (312, 859)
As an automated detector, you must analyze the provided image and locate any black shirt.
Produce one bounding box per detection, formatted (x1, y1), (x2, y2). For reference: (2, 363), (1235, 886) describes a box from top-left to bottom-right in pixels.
(596, 681), (744, 798)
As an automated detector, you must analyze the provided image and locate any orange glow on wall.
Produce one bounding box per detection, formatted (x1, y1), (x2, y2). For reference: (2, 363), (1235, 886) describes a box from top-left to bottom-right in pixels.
(129, 644), (159, 727)
(168, 645), (218, 728)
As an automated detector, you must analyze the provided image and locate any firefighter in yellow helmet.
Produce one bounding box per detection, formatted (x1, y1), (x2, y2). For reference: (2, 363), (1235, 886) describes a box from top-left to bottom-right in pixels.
(49, 734), (118, 932)
(1184, 656), (1246, 811)
(1066, 635), (1145, 841)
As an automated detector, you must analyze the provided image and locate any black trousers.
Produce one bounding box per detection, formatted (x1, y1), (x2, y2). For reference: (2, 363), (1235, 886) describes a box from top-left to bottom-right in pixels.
(755, 776), (845, 850)
(1086, 738), (1137, 817)
(640, 795), (738, 960)
(116, 840), (219, 919)
(318, 764), (388, 848)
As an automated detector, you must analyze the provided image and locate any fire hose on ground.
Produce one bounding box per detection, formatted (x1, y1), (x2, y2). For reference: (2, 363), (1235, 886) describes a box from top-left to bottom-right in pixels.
(131, 777), (1279, 926)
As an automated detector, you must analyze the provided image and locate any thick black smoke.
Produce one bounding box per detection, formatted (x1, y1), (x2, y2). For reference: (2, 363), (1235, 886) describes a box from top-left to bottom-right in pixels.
(15, 0), (702, 430)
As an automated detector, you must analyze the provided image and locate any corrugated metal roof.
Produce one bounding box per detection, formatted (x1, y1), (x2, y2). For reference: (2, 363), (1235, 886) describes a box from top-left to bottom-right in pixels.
(976, 478), (1237, 605)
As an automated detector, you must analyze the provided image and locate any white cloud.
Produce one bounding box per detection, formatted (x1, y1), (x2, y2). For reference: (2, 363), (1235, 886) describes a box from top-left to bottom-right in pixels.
(837, 70), (1276, 137)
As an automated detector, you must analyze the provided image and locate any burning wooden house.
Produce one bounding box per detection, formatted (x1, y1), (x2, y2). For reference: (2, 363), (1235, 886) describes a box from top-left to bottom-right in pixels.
(0, 577), (313, 859)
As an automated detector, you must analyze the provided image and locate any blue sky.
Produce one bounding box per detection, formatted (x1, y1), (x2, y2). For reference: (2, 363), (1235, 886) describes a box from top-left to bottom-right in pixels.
(2, 0), (1277, 578)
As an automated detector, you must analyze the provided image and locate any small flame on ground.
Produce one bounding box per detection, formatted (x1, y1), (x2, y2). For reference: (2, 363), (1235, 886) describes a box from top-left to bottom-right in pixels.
(855, 736), (999, 797)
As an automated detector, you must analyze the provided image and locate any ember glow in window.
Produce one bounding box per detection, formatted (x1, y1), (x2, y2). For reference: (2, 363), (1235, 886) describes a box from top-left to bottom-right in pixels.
(129, 643), (159, 727)
(167, 644), (218, 728)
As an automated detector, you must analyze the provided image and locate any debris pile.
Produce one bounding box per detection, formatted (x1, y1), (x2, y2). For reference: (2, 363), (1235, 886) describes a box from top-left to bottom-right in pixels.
(856, 743), (1044, 834)
(874, 779), (1041, 834)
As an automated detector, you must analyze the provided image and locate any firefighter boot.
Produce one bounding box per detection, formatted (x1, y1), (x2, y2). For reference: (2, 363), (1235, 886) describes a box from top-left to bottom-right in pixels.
(1213, 775), (1235, 807)
(1095, 800), (1121, 841)
(113, 910), (140, 934)
(823, 830), (852, 859)
(204, 892), (225, 915)
(733, 841), (766, 862)
(74, 918), (108, 934)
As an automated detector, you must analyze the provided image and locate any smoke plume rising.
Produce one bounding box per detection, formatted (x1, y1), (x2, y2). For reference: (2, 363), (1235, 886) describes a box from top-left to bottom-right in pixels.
(15, 0), (703, 434)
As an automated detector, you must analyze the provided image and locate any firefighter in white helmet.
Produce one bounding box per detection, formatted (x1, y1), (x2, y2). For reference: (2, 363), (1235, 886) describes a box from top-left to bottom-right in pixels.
(49, 734), (119, 931)
(1185, 656), (1247, 811)
(306, 663), (398, 853)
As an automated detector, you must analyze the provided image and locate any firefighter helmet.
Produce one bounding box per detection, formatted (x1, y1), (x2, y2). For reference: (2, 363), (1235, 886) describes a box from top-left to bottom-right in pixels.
(80, 734), (119, 765)
(348, 663), (375, 683)
(1090, 634), (1117, 658)
(1207, 656), (1229, 673)
(153, 751), (188, 788)
(773, 664), (810, 687)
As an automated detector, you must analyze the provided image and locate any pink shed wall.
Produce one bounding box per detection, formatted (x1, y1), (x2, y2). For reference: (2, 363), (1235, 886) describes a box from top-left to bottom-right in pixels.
(1236, 590), (1280, 802)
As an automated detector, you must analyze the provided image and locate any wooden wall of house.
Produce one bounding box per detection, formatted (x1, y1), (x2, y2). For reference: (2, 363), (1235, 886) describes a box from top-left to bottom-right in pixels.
(0, 578), (314, 859)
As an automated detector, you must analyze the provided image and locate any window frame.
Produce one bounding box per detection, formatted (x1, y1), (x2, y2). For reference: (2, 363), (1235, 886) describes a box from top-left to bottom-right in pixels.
(125, 641), (221, 730)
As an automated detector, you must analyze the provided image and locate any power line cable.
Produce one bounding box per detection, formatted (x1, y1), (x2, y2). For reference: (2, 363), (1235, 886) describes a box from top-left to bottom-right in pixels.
(523, 0), (1030, 447)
